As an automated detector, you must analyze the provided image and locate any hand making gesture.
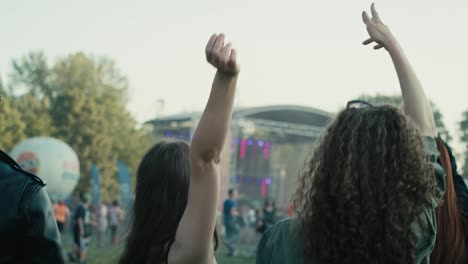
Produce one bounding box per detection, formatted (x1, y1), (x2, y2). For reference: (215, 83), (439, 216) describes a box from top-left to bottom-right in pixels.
(362, 3), (396, 51)
(205, 34), (240, 75)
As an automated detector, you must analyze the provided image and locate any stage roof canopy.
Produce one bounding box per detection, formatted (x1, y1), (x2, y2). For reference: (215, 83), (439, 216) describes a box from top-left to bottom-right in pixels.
(146, 105), (332, 128)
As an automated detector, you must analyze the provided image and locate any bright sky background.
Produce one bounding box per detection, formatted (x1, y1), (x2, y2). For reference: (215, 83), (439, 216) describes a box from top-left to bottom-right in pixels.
(1, 0), (467, 153)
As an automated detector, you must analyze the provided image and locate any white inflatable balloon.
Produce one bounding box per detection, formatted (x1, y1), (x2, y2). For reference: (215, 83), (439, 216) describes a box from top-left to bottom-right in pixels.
(10, 137), (80, 201)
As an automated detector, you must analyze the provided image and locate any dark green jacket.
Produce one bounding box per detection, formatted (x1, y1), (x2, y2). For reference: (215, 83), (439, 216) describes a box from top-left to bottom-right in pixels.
(257, 137), (445, 264)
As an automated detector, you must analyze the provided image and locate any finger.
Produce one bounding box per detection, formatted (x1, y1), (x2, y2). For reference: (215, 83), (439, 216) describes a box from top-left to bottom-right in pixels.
(220, 42), (232, 67)
(205, 34), (218, 61)
(228, 49), (238, 71)
(363, 38), (373, 45)
(211, 34), (225, 64)
(362, 11), (371, 24)
(371, 3), (383, 23)
(374, 44), (384, 50)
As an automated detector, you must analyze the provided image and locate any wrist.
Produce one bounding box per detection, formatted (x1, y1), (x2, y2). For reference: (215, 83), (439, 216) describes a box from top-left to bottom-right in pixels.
(216, 69), (239, 79)
(385, 35), (400, 54)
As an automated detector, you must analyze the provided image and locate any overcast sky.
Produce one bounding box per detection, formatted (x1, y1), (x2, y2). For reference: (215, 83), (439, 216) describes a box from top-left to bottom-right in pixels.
(1, 0), (467, 153)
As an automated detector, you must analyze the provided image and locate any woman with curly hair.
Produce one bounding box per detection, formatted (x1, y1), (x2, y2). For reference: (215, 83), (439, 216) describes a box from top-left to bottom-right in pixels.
(256, 4), (445, 264)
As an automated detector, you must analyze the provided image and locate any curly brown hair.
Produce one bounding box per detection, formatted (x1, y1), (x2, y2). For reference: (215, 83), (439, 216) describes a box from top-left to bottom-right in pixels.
(293, 105), (439, 264)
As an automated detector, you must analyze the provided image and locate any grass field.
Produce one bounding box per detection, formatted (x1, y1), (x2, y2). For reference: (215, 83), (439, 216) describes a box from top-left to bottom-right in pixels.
(86, 245), (255, 264)
(64, 235), (256, 264)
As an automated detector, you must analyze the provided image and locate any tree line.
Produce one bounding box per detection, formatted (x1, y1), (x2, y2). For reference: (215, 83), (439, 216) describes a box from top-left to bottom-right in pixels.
(0, 52), (152, 201)
(0, 52), (467, 202)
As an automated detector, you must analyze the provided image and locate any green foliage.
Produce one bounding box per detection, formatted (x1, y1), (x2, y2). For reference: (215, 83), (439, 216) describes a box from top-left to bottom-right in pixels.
(358, 94), (451, 142)
(2, 51), (151, 201)
(10, 94), (54, 137)
(10, 52), (53, 99)
(0, 97), (27, 150)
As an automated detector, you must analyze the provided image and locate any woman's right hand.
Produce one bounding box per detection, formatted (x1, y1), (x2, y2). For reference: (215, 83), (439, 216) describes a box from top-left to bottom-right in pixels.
(205, 34), (240, 75)
(362, 3), (397, 51)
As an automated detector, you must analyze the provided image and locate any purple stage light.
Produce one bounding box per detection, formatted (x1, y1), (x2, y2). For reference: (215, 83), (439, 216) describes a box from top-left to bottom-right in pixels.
(261, 178), (267, 197)
(258, 140), (264, 147)
(263, 141), (270, 159)
(240, 139), (247, 159)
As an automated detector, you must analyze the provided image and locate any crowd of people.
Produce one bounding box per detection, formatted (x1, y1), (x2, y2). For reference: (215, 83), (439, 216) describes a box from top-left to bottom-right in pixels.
(50, 195), (124, 263)
(221, 192), (282, 257)
(1, 3), (468, 264)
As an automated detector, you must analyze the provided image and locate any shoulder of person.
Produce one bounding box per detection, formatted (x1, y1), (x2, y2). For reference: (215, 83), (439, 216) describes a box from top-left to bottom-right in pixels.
(271, 218), (297, 233)
(0, 149), (45, 186)
(261, 218), (298, 247)
(257, 218), (303, 263)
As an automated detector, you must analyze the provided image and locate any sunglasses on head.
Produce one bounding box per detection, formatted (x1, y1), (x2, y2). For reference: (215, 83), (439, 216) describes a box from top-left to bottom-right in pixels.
(346, 100), (373, 110)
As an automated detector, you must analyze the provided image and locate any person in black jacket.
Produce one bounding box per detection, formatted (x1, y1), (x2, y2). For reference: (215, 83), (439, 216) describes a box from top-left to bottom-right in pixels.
(0, 149), (66, 263)
(0, 76), (66, 263)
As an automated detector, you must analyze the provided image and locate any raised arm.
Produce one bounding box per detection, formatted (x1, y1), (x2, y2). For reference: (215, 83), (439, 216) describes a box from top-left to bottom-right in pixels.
(362, 3), (436, 137)
(169, 33), (239, 264)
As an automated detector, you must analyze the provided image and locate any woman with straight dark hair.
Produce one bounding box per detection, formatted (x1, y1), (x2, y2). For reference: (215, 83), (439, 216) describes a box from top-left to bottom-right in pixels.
(119, 33), (239, 264)
(257, 4), (445, 264)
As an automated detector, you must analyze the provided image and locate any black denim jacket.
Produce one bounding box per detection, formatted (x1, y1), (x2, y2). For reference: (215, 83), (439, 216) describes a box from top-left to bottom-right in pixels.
(0, 149), (65, 263)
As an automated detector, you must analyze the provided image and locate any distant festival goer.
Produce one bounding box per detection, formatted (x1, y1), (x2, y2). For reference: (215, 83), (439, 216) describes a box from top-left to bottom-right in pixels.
(70, 192), (91, 264)
(119, 33), (239, 264)
(95, 200), (109, 247)
(109, 200), (123, 246)
(257, 4), (444, 264)
(255, 209), (266, 235)
(262, 199), (277, 230)
(54, 200), (71, 233)
(223, 188), (240, 257)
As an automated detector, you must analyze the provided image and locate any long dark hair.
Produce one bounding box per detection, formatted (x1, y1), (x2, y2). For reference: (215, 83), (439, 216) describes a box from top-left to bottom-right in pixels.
(293, 106), (439, 264)
(430, 139), (465, 263)
(119, 140), (218, 264)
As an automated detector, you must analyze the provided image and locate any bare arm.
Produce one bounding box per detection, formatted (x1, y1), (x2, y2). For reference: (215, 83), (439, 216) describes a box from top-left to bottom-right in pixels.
(169, 34), (239, 264)
(362, 3), (436, 137)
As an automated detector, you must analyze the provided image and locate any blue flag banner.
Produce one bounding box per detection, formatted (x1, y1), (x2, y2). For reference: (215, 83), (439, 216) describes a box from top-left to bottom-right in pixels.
(117, 161), (132, 207)
(91, 164), (100, 205)
(64, 193), (73, 207)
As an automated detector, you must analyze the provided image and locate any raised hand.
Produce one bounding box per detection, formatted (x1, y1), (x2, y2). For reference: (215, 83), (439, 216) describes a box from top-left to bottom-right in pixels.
(362, 3), (396, 51)
(205, 34), (240, 75)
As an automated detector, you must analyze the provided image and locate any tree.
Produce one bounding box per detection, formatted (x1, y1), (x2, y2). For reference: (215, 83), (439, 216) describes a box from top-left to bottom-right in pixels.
(0, 96), (27, 151)
(8, 52), (54, 138)
(461, 110), (468, 178)
(5, 51), (152, 201)
(48, 53), (136, 201)
(358, 94), (451, 142)
(9, 52), (54, 99)
(9, 94), (54, 138)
